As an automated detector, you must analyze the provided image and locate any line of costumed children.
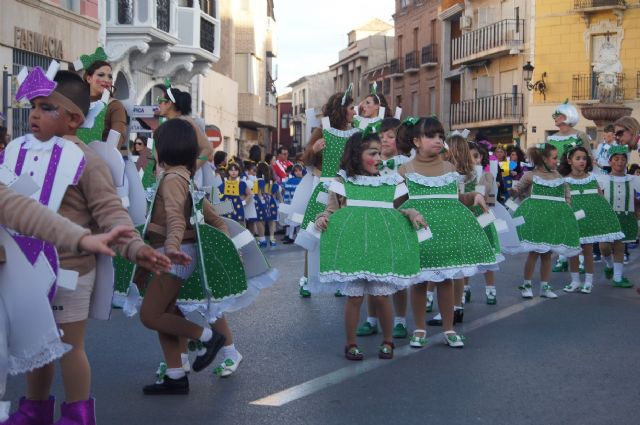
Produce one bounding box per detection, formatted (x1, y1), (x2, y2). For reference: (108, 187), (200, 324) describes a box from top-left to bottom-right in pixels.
(0, 48), (278, 424)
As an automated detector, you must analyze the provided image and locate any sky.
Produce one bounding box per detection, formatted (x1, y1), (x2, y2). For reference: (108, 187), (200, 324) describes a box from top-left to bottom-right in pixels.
(273, 0), (395, 94)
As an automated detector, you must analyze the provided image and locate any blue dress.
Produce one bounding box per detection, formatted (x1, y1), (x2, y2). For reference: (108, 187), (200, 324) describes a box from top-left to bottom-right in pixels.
(265, 181), (280, 221)
(219, 179), (247, 222)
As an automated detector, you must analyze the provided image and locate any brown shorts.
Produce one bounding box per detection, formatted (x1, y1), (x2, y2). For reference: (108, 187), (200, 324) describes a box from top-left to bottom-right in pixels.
(52, 269), (96, 324)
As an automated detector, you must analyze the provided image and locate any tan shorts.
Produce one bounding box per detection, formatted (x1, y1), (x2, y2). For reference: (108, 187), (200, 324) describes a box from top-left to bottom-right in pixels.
(52, 269), (96, 324)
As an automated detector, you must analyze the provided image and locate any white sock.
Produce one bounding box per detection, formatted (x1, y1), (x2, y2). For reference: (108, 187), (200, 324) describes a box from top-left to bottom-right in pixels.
(393, 316), (406, 327)
(570, 272), (580, 284)
(485, 285), (496, 295)
(222, 344), (240, 362)
(366, 317), (378, 327)
(454, 305), (463, 311)
(522, 279), (532, 287)
(432, 313), (442, 320)
(603, 255), (613, 268)
(585, 273), (594, 286)
(199, 327), (213, 343)
(180, 353), (190, 368)
(426, 290), (434, 302)
(166, 368), (186, 380)
(613, 262), (624, 281)
(540, 281), (550, 290)
(558, 255), (567, 262)
(259, 236), (266, 242)
(578, 255), (584, 265)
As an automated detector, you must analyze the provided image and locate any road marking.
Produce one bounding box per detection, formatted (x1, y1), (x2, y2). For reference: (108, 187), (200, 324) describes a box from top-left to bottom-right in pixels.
(250, 297), (548, 407)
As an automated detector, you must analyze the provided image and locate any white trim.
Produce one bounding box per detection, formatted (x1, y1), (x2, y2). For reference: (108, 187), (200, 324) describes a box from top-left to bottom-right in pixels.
(570, 189), (598, 195)
(532, 175), (566, 187)
(530, 194), (566, 202)
(394, 183), (408, 199)
(409, 194), (458, 200)
(346, 200), (394, 209)
(328, 180), (346, 196)
(564, 174), (597, 185)
(405, 172), (460, 187)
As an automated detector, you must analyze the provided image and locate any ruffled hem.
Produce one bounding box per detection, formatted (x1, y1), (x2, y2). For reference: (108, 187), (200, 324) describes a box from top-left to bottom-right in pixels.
(336, 170), (404, 186)
(580, 231), (625, 244)
(505, 240), (581, 256)
(306, 280), (400, 297)
(532, 175), (565, 187)
(324, 127), (360, 138)
(319, 270), (421, 287)
(415, 265), (479, 282)
(405, 172), (460, 187)
(547, 134), (580, 142)
(8, 340), (70, 375)
(564, 174), (596, 185)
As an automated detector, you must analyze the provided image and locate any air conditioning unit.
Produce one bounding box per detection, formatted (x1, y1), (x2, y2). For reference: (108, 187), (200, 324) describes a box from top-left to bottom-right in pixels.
(460, 15), (473, 30)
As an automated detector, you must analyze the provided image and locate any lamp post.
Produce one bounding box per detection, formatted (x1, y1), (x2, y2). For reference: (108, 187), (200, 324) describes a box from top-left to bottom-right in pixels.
(523, 61), (547, 101)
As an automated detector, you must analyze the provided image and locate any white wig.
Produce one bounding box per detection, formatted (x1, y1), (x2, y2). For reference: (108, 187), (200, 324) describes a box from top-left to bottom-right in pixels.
(552, 103), (579, 127)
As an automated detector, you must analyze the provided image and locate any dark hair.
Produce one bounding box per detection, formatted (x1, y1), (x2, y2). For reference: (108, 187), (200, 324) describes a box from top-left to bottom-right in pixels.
(340, 132), (381, 177)
(163, 87), (192, 115)
(507, 145), (525, 163)
(225, 162), (242, 177)
(469, 141), (490, 167)
(131, 135), (147, 151)
(380, 117), (401, 133)
(0, 126), (7, 142)
(558, 146), (593, 176)
(277, 146), (289, 155)
(628, 164), (640, 175)
(396, 116), (445, 154)
(257, 160), (274, 181)
(292, 164), (304, 174)
(154, 118), (198, 173)
(213, 150), (227, 167)
(249, 145), (262, 162)
(322, 92), (353, 130)
(54, 71), (90, 116)
(604, 124), (615, 133)
(83, 60), (114, 96)
(265, 153), (274, 164)
(366, 93), (392, 118)
(245, 162), (257, 173)
(527, 143), (557, 169)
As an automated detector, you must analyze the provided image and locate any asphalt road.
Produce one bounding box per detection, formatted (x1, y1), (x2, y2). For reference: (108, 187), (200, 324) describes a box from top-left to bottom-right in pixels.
(5, 243), (640, 425)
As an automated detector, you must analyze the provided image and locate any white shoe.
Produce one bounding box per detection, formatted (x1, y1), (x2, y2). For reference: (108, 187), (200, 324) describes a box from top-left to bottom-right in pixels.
(540, 284), (558, 299)
(213, 353), (243, 377)
(563, 281), (582, 293)
(519, 283), (533, 299)
(444, 331), (465, 348)
(409, 330), (428, 348)
(580, 283), (593, 294)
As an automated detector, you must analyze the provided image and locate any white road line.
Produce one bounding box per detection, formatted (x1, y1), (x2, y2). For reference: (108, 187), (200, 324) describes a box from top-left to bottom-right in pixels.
(250, 297), (548, 407)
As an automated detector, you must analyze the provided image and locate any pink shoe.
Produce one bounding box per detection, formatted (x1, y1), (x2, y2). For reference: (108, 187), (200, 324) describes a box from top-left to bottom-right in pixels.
(0, 396), (54, 425)
(53, 399), (95, 425)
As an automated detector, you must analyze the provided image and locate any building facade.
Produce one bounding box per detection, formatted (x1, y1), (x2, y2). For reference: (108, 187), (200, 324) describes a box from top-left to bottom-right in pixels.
(330, 19), (394, 100)
(527, 0), (640, 147)
(271, 91), (293, 152)
(0, 0), (100, 138)
(439, 0), (530, 146)
(288, 69), (334, 149)
(387, 0), (442, 117)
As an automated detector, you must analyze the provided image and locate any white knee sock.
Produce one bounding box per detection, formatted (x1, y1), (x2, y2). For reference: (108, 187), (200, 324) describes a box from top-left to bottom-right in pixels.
(585, 273), (594, 286)
(366, 316), (378, 327)
(393, 316), (406, 327)
(603, 255), (613, 268)
(222, 344), (240, 362)
(199, 327), (213, 343)
(613, 262), (624, 281)
(570, 272), (581, 284)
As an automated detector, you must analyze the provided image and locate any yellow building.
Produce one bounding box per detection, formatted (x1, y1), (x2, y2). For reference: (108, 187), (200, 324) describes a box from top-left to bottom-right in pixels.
(526, 0), (640, 147)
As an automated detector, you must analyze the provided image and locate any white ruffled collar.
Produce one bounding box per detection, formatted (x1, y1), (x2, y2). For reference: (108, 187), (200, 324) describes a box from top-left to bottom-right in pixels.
(564, 174), (596, 185)
(337, 169), (403, 186)
(532, 175), (565, 187)
(323, 126), (360, 138)
(21, 134), (66, 151)
(405, 171), (460, 187)
(547, 133), (581, 142)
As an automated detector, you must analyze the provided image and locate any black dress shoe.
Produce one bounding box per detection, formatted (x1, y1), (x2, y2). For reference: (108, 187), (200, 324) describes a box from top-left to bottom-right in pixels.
(282, 237), (294, 244)
(427, 317), (442, 326)
(143, 375), (189, 395)
(454, 309), (464, 324)
(192, 331), (226, 372)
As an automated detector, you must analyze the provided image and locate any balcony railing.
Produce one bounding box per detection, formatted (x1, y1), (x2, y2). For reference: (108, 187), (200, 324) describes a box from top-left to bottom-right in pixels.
(405, 51), (419, 72)
(450, 93), (524, 127)
(572, 73), (625, 102)
(421, 43), (438, 66)
(574, 0), (625, 9)
(390, 57), (404, 77)
(452, 19), (524, 65)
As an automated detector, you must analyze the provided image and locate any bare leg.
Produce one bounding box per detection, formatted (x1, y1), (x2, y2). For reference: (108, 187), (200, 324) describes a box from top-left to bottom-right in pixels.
(392, 289), (407, 317)
(410, 282), (427, 329)
(371, 295), (393, 342)
(366, 294), (376, 317)
(569, 255), (580, 273)
(26, 364), (55, 401)
(453, 278), (464, 308)
(524, 252), (539, 280)
(344, 296), (364, 346)
(437, 280), (455, 333)
(484, 271), (495, 286)
(540, 252), (552, 282)
(613, 240), (624, 263)
(582, 244), (594, 274)
(57, 321), (90, 403)
(211, 316), (233, 346)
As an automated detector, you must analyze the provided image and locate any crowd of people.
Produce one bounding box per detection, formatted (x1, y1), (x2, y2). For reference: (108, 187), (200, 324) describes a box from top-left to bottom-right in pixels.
(0, 47), (639, 425)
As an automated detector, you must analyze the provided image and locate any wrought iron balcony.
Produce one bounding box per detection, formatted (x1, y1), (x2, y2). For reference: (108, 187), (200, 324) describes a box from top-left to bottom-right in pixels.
(572, 73), (625, 102)
(450, 93), (524, 128)
(107, 0), (179, 43)
(451, 19), (524, 66)
(421, 44), (438, 67)
(174, 4), (220, 62)
(574, 0), (625, 10)
(390, 58), (404, 78)
(405, 51), (419, 73)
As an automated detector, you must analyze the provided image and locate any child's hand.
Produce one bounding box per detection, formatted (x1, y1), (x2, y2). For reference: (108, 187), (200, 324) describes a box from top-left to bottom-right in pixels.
(165, 247), (193, 266)
(136, 246), (172, 274)
(315, 215), (329, 231)
(411, 213), (428, 230)
(78, 225), (136, 256)
(473, 193), (489, 213)
(312, 138), (326, 153)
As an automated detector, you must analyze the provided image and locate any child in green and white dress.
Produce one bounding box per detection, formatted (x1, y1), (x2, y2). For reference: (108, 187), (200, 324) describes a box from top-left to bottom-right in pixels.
(558, 143), (624, 293)
(596, 145), (640, 288)
(315, 131), (426, 361)
(508, 143), (582, 299)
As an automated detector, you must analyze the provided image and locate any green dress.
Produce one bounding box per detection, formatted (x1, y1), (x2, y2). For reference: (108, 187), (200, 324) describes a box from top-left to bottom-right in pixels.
(546, 133), (584, 158)
(77, 99), (108, 144)
(318, 173), (421, 294)
(401, 171), (497, 281)
(512, 175), (581, 255)
(565, 174), (624, 244)
(464, 175), (503, 270)
(596, 174), (640, 243)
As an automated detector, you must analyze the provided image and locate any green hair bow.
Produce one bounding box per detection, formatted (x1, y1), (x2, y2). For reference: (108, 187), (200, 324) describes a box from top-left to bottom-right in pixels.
(362, 120), (382, 137)
(402, 116), (420, 127)
(341, 83), (353, 106)
(163, 78), (176, 102)
(370, 81), (378, 96)
(74, 47), (108, 71)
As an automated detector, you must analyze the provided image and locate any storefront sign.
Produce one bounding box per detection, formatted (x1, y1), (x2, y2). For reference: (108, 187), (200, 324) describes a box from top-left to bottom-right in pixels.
(14, 27), (64, 60)
(130, 105), (159, 118)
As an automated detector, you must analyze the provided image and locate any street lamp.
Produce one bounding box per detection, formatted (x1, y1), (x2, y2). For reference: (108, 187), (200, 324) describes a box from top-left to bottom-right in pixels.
(523, 61), (547, 100)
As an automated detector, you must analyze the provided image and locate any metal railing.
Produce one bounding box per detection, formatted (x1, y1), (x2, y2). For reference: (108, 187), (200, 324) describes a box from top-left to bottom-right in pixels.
(200, 17), (215, 52)
(574, 0), (625, 9)
(405, 51), (419, 70)
(572, 73), (625, 101)
(450, 93), (524, 127)
(421, 43), (438, 64)
(390, 57), (404, 75)
(452, 19), (524, 63)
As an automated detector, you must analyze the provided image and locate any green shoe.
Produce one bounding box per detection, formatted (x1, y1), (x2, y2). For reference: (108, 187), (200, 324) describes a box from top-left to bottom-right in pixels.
(552, 260), (568, 272)
(604, 267), (613, 279)
(356, 321), (378, 337)
(409, 330), (428, 348)
(392, 323), (408, 339)
(334, 290), (345, 297)
(613, 277), (633, 288)
(299, 286), (311, 298)
(579, 265), (585, 274)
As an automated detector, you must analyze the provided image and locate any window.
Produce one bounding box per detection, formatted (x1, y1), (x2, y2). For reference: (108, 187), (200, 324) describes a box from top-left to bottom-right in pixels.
(117, 0), (134, 24)
(235, 53), (260, 95)
(429, 87), (436, 115)
(281, 113), (290, 130)
(400, 0), (409, 10)
(156, 0), (171, 32)
(12, 50), (51, 138)
(61, 0), (80, 13)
